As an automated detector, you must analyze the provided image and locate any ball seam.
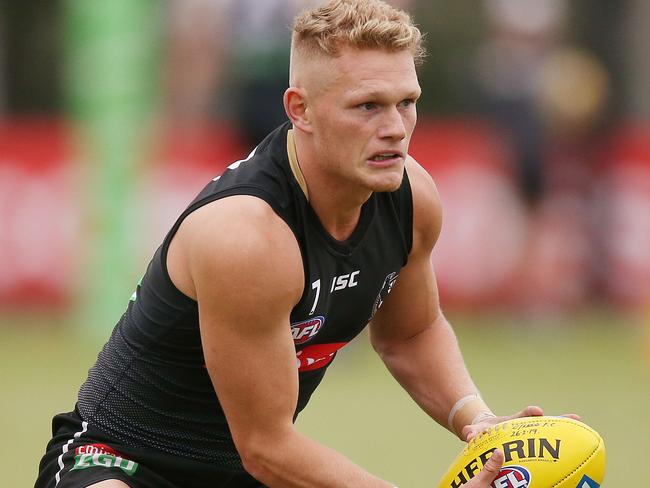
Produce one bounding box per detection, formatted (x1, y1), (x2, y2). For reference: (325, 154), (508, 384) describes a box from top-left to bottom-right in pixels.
(551, 420), (603, 487)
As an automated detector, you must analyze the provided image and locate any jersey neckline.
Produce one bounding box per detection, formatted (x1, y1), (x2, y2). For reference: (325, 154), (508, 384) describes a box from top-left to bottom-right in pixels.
(284, 125), (376, 257)
(305, 195), (375, 256)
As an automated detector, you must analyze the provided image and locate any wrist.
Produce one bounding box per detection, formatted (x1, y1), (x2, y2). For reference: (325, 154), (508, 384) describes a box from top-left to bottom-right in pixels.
(447, 393), (494, 436)
(470, 411), (497, 425)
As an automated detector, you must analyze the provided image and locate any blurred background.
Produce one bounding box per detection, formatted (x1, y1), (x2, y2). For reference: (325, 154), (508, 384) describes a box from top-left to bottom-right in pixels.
(1, 0), (649, 485)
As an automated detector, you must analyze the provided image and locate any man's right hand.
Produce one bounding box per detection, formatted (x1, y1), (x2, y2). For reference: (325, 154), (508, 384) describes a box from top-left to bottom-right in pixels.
(462, 449), (504, 488)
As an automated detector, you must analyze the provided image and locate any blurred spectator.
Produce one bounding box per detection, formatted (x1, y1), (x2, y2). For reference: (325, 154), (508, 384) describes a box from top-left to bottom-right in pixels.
(472, 0), (613, 312)
(164, 0), (413, 146)
(528, 45), (610, 311)
(164, 0), (313, 146)
(537, 47), (609, 140)
(474, 0), (567, 205)
(225, 0), (414, 146)
(223, 0), (312, 146)
(3, 0), (647, 314)
(164, 0), (227, 132)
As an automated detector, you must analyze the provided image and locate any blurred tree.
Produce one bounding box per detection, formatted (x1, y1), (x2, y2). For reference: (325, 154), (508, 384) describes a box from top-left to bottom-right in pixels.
(412, 0), (486, 115)
(0, 0), (62, 114)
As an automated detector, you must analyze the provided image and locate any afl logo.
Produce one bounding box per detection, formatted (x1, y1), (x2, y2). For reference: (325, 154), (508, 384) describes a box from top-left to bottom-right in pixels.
(291, 316), (325, 344)
(491, 466), (531, 488)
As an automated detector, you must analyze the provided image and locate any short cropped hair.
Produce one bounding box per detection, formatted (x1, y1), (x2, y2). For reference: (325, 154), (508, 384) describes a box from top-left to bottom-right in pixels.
(292, 0), (426, 66)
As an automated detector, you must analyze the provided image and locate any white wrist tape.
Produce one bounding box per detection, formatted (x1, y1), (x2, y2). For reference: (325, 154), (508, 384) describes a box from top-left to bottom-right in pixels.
(447, 394), (481, 431)
(471, 411), (497, 425)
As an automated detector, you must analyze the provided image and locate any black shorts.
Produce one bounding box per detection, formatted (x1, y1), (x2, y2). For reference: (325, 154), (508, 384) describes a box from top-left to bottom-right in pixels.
(35, 409), (264, 488)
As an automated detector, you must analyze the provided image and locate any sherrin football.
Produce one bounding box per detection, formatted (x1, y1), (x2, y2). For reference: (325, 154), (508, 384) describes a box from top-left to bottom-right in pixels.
(436, 416), (606, 488)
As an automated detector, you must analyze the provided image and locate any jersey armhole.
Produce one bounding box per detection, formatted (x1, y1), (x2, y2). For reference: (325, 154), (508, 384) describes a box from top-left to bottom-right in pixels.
(157, 185), (304, 302)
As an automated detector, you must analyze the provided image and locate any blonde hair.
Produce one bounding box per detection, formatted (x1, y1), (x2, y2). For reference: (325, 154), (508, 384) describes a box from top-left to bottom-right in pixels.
(292, 0), (426, 65)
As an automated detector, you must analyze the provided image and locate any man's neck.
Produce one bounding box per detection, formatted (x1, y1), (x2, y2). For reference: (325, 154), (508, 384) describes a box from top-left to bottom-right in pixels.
(290, 129), (371, 241)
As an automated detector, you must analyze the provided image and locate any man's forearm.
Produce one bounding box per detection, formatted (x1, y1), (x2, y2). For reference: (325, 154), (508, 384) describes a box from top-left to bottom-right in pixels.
(238, 427), (395, 487)
(373, 316), (493, 436)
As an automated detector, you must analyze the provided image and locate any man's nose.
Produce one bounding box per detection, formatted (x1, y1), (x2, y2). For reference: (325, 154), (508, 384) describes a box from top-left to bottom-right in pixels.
(379, 106), (407, 140)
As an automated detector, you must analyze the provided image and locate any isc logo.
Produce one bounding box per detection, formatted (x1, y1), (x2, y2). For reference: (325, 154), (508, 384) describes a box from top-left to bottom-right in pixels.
(291, 316), (325, 344)
(330, 270), (360, 292)
(491, 466), (531, 488)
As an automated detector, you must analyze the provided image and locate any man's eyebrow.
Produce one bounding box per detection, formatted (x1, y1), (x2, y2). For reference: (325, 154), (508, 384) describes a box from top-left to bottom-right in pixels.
(349, 88), (422, 101)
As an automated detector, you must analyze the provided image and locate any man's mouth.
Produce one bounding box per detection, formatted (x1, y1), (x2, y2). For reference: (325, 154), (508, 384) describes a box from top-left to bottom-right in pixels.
(367, 152), (404, 166)
(370, 153), (401, 161)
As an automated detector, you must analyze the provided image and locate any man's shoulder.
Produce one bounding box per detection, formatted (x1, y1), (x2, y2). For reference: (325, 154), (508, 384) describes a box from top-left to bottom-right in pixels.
(405, 156), (442, 252)
(182, 195), (297, 253)
(172, 195), (304, 304)
(405, 156), (437, 196)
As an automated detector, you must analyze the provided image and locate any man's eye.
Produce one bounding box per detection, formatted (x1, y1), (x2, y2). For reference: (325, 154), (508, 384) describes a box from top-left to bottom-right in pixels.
(400, 99), (415, 108)
(359, 102), (376, 111)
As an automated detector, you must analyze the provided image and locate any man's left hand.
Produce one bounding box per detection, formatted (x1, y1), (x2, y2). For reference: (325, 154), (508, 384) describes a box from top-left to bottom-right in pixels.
(461, 406), (581, 442)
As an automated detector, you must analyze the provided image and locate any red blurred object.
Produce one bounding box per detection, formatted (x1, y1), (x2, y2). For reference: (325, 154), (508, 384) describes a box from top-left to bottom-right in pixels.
(598, 121), (650, 308)
(410, 119), (514, 176)
(156, 121), (245, 173)
(410, 119), (528, 307)
(3, 117), (648, 312)
(0, 119), (247, 310)
(0, 119), (77, 309)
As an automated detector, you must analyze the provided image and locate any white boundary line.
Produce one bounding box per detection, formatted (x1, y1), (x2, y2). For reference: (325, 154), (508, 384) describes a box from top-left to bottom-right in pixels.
(54, 421), (88, 486)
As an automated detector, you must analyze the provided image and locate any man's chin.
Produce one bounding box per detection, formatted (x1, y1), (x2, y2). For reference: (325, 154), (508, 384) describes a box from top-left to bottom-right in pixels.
(368, 174), (404, 193)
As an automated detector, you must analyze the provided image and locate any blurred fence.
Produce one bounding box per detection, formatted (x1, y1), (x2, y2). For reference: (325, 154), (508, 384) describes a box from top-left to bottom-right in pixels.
(2, 117), (649, 313)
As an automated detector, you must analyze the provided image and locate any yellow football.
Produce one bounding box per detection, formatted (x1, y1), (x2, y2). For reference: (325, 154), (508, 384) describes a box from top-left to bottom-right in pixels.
(436, 416), (606, 488)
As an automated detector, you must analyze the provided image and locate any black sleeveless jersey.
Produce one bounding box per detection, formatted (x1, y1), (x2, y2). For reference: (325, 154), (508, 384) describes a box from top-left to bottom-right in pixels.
(77, 122), (413, 471)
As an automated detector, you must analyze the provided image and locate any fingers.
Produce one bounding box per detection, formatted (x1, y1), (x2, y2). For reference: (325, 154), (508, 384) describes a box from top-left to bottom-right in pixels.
(461, 424), (474, 442)
(462, 406), (543, 442)
(561, 413), (582, 421)
(461, 423), (485, 442)
(514, 407), (582, 422)
(462, 406), (580, 444)
(465, 450), (504, 487)
(482, 449), (504, 478)
(515, 405), (544, 418)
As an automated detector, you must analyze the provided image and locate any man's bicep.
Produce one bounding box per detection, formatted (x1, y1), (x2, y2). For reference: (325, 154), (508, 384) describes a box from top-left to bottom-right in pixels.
(197, 292), (300, 447)
(370, 160), (444, 345)
(184, 197), (305, 447)
(369, 248), (441, 346)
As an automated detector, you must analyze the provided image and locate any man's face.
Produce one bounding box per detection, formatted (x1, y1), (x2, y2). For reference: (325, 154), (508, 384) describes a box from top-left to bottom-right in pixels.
(307, 46), (421, 193)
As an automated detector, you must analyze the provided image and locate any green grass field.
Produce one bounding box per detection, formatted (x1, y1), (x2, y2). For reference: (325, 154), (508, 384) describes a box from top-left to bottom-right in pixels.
(2, 310), (648, 486)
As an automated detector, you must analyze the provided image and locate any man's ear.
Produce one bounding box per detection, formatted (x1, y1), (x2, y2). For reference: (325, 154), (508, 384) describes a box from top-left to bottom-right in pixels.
(284, 87), (312, 133)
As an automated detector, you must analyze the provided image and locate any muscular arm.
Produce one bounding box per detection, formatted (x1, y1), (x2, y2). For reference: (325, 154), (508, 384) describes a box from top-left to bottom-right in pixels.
(168, 195), (394, 487)
(369, 159), (494, 438)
